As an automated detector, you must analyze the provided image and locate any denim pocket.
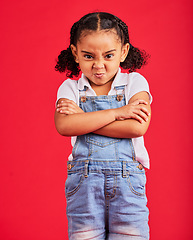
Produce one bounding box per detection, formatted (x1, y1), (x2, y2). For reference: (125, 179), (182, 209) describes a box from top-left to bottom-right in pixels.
(65, 173), (85, 198)
(86, 133), (121, 147)
(127, 170), (146, 197)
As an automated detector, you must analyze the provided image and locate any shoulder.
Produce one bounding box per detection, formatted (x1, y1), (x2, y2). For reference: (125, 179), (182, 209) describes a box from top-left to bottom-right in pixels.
(123, 72), (149, 85)
(57, 78), (79, 103)
(122, 72), (152, 103)
(58, 78), (78, 91)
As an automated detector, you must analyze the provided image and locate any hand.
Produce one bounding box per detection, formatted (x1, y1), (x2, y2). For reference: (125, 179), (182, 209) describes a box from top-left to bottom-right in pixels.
(114, 99), (150, 123)
(56, 99), (84, 115)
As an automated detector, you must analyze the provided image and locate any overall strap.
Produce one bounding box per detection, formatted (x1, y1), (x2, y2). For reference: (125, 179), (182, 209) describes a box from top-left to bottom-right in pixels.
(114, 85), (125, 102)
(79, 86), (87, 103)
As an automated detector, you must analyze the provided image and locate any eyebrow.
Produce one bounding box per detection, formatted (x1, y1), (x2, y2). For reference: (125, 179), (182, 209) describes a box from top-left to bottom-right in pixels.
(81, 49), (116, 54)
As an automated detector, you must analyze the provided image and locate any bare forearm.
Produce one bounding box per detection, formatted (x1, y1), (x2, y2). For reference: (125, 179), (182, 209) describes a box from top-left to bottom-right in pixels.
(93, 91), (151, 138)
(93, 118), (150, 138)
(54, 109), (115, 136)
(55, 92), (151, 137)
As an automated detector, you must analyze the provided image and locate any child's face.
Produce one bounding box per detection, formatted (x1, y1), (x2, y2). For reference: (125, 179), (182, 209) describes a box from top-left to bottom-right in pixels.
(71, 30), (129, 89)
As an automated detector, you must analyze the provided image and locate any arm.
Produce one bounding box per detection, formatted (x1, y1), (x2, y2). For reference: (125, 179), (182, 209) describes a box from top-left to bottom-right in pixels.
(55, 92), (150, 137)
(54, 99), (116, 136)
(93, 91), (151, 138)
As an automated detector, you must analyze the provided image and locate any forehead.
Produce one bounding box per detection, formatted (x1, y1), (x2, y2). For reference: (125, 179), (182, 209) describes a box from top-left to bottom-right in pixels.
(77, 30), (121, 49)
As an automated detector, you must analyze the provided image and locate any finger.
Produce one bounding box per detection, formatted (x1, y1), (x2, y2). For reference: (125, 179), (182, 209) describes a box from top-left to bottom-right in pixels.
(56, 107), (67, 114)
(59, 109), (74, 114)
(57, 99), (84, 114)
(60, 99), (74, 103)
(57, 104), (83, 114)
(129, 104), (149, 117)
(57, 103), (77, 112)
(59, 101), (84, 114)
(56, 106), (74, 114)
(137, 110), (149, 122)
(130, 113), (144, 123)
(61, 99), (78, 107)
(131, 99), (148, 106)
(57, 101), (75, 108)
(131, 107), (149, 121)
(138, 106), (150, 117)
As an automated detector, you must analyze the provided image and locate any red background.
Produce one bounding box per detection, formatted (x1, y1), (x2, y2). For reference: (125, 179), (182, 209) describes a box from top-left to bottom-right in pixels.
(1, 0), (193, 239)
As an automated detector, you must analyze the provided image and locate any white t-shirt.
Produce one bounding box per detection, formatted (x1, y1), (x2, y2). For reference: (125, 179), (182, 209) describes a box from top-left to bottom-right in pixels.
(57, 68), (152, 168)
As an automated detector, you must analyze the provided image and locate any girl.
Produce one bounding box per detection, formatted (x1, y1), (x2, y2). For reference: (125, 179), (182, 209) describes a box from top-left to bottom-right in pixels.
(55, 12), (152, 240)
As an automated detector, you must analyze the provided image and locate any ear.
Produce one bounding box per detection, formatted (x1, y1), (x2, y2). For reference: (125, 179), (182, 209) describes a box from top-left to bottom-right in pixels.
(70, 44), (79, 63)
(120, 43), (130, 62)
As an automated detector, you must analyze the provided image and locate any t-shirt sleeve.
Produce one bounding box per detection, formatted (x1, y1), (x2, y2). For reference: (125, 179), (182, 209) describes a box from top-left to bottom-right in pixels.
(56, 79), (78, 104)
(127, 72), (152, 103)
(126, 72), (152, 169)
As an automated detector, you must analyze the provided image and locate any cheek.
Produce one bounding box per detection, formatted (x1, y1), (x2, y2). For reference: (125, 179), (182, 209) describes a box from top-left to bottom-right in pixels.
(79, 62), (92, 73)
(109, 59), (122, 68)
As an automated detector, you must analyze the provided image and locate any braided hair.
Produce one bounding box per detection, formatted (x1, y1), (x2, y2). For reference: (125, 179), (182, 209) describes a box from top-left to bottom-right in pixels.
(55, 12), (149, 78)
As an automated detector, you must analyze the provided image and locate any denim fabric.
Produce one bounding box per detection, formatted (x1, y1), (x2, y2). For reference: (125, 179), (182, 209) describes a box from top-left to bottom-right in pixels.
(65, 86), (149, 240)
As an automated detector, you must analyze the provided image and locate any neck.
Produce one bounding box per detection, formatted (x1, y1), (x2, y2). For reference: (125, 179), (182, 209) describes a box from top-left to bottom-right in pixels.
(89, 79), (113, 96)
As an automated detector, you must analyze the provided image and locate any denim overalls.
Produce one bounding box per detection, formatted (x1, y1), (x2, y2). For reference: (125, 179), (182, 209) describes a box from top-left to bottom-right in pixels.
(65, 85), (149, 240)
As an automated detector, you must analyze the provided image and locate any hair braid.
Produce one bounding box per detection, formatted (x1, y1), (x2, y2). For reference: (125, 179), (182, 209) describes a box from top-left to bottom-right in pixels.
(114, 16), (149, 72)
(114, 16), (130, 45)
(70, 20), (81, 45)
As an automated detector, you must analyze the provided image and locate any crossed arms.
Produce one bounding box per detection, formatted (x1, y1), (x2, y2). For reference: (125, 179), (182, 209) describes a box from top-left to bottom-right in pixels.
(54, 91), (151, 138)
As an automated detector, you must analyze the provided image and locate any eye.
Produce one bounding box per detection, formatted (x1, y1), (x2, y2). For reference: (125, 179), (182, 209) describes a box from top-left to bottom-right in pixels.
(105, 54), (114, 59)
(84, 54), (93, 59)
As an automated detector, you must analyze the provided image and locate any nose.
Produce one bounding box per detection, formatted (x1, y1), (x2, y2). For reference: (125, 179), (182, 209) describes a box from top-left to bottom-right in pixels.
(93, 59), (104, 69)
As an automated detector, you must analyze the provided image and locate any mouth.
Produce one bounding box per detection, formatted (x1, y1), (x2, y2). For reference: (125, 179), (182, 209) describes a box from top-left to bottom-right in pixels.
(94, 73), (104, 78)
